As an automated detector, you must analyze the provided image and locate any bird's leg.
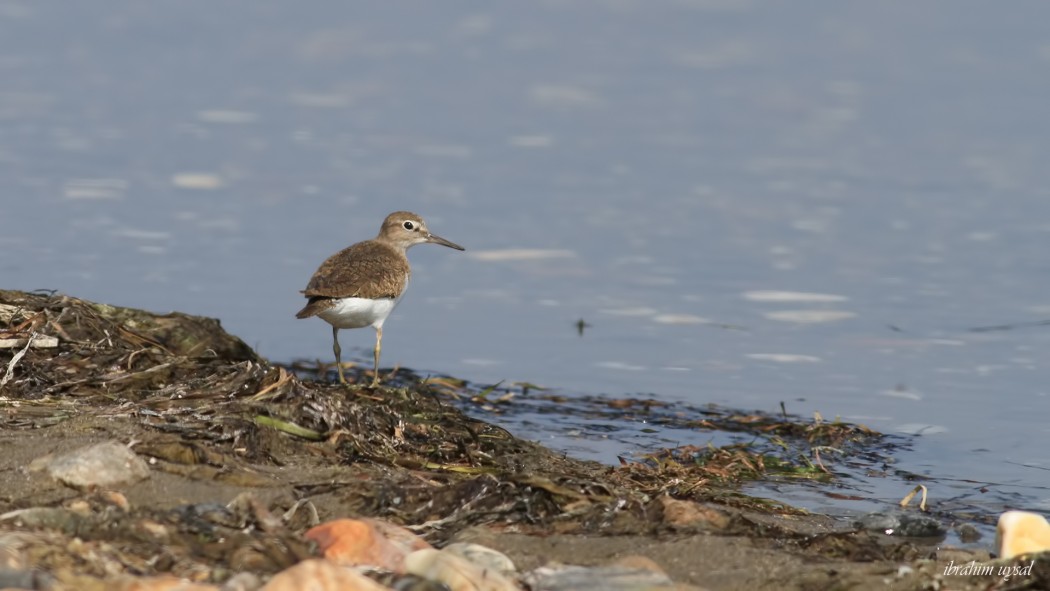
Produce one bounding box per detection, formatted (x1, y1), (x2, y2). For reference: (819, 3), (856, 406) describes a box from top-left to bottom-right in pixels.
(332, 326), (347, 385)
(371, 326), (383, 387)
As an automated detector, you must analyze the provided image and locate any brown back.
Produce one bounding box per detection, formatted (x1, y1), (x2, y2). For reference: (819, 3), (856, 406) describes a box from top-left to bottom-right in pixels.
(301, 240), (409, 301)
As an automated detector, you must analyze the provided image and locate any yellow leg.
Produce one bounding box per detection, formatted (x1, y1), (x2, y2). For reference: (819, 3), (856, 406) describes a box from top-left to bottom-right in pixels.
(332, 326), (347, 385)
(371, 326), (382, 387)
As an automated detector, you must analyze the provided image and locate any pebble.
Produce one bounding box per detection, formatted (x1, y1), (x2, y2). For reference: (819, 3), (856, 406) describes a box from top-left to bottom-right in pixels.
(45, 441), (150, 490)
(0, 566), (47, 590)
(854, 511), (945, 537)
(523, 561), (706, 591)
(954, 522), (981, 543)
(404, 548), (520, 591)
(442, 543), (517, 577)
(997, 510), (1050, 559)
(894, 513), (946, 537)
(610, 556), (666, 574)
(227, 493), (282, 533)
(219, 572), (263, 591)
(304, 519), (430, 572)
(365, 519), (433, 557)
(103, 490), (132, 510)
(656, 497), (730, 530)
(0, 507), (87, 530)
(114, 576), (221, 591)
(0, 533), (35, 570)
(259, 559), (391, 591)
(371, 573), (448, 591)
(134, 519), (171, 541)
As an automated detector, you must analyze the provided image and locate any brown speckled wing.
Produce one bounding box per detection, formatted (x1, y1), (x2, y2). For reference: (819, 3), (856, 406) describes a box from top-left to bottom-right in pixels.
(300, 240), (409, 302)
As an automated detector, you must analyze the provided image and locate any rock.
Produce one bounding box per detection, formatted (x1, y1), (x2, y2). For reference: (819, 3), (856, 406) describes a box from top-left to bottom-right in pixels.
(895, 513), (946, 537)
(0, 533), (52, 591)
(442, 543), (516, 577)
(0, 533), (36, 570)
(854, 510), (945, 538)
(67, 499), (92, 515)
(227, 493), (282, 533)
(0, 567), (45, 590)
(45, 441), (150, 490)
(609, 556), (665, 575)
(655, 497), (729, 530)
(854, 512), (897, 532)
(259, 559), (391, 591)
(364, 519), (433, 557)
(523, 561), (707, 591)
(101, 490), (132, 511)
(134, 519), (170, 541)
(954, 522), (981, 544)
(304, 519), (430, 572)
(368, 573), (448, 591)
(404, 549), (520, 591)
(219, 572), (263, 591)
(0, 507), (89, 530)
(997, 510), (1050, 559)
(114, 576), (221, 591)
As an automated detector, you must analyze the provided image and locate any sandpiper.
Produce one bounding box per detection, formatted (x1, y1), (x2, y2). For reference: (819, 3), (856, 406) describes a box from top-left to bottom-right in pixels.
(296, 211), (464, 386)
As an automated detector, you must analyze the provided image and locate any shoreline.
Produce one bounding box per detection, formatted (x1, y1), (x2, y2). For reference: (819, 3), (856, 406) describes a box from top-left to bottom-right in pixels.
(0, 289), (1035, 590)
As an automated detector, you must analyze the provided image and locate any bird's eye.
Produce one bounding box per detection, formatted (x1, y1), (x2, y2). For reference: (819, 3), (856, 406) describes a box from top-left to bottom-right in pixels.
(403, 221), (415, 230)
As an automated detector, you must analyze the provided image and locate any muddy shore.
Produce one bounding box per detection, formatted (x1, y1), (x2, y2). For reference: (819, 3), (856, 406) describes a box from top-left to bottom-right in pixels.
(0, 289), (1042, 590)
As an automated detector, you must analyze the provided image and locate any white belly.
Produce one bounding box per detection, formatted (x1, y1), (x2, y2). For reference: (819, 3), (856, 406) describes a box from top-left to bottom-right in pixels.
(318, 295), (401, 329)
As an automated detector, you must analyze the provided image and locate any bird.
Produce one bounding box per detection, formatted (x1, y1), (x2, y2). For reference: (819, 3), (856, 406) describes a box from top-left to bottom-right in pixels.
(296, 211), (464, 387)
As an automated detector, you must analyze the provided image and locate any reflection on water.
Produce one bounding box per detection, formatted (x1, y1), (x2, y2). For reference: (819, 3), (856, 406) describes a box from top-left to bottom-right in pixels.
(3, 1), (1050, 533)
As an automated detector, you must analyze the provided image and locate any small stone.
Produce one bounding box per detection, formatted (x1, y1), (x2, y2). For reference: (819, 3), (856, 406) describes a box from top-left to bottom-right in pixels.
(364, 518), (433, 556)
(656, 497), (729, 530)
(227, 493), (282, 533)
(259, 559), (391, 591)
(442, 543), (516, 577)
(0, 507), (86, 530)
(135, 519), (170, 540)
(0, 567), (40, 590)
(524, 562), (695, 591)
(0, 533), (34, 570)
(404, 548), (520, 591)
(67, 499), (92, 515)
(46, 441), (150, 490)
(895, 513), (945, 538)
(854, 510), (946, 537)
(304, 519), (430, 572)
(115, 576), (221, 591)
(955, 522), (981, 543)
(609, 556), (665, 575)
(102, 491), (131, 511)
(219, 572), (262, 591)
(854, 512), (898, 532)
(373, 573), (448, 590)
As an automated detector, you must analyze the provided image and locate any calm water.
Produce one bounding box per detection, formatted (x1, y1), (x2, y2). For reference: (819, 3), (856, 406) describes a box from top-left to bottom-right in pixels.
(3, 1), (1049, 533)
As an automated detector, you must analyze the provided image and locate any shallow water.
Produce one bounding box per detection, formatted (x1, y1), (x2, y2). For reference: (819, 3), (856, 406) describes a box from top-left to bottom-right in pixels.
(3, 1), (1049, 534)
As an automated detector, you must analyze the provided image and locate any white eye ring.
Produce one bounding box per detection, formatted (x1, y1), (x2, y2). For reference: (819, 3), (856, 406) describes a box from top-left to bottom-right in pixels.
(403, 221), (415, 230)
